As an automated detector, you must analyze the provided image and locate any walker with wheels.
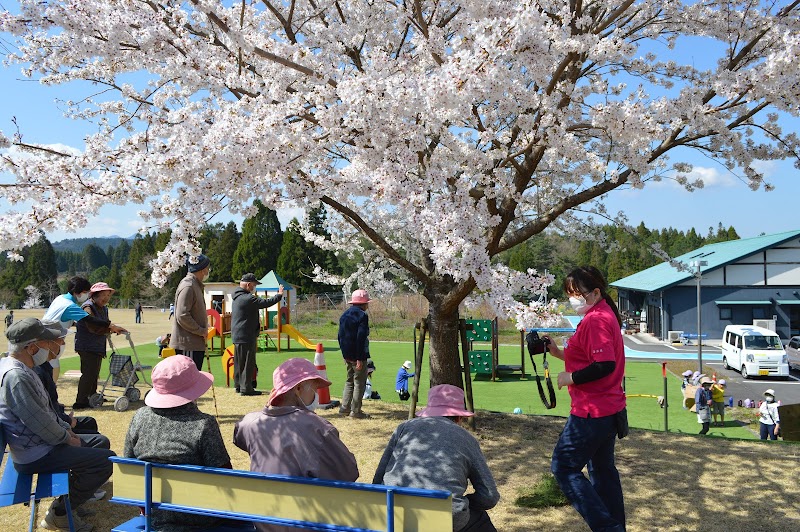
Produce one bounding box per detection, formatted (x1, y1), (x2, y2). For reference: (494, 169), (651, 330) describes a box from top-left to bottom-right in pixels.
(89, 332), (152, 412)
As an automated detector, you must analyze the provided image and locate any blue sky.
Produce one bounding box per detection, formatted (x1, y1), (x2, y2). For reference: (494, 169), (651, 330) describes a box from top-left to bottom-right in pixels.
(1, 7), (798, 243)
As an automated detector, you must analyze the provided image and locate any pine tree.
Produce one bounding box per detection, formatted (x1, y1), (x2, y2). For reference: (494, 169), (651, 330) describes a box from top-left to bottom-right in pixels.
(232, 200), (283, 280)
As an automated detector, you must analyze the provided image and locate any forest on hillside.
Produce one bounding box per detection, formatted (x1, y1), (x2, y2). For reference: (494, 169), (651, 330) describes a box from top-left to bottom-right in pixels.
(0, 200), (739, 309)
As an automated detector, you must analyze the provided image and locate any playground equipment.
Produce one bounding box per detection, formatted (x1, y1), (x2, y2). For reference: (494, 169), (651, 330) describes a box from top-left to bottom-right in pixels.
(464, 318), (529, 380)
(256, 271), (315, 352)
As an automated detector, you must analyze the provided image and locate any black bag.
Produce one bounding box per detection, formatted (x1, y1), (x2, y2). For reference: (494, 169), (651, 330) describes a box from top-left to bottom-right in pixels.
(398, 390), (410, 401)
(615, 408), (629, 439)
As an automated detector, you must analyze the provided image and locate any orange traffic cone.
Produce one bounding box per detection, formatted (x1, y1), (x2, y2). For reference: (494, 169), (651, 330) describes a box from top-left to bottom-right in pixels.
(314, 343), (332, 406)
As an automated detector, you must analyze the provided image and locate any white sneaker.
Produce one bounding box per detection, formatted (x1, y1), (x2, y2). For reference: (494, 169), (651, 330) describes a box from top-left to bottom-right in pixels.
(40, 500), (93, 532)
(89, 489), (106, 501)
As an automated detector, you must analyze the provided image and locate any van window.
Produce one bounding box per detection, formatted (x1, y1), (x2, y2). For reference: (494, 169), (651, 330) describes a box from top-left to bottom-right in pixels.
(744, 335), (782, 350)
(735, 335), (742, 349)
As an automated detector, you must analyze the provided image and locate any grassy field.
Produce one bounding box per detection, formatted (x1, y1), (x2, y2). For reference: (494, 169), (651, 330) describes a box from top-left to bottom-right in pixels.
(3, 308), (798, 531)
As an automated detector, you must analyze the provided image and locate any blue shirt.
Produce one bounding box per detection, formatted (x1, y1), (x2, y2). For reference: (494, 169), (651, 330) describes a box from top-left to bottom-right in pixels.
(395, 368), (414, 392)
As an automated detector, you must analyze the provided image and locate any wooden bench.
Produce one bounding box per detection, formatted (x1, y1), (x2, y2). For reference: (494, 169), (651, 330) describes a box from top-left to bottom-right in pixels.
(1, 425), (75, 531)
(110, 457), (453, 532)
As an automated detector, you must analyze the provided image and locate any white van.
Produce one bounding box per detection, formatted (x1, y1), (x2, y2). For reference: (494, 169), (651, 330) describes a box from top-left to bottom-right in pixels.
(721, 325), (790, 379)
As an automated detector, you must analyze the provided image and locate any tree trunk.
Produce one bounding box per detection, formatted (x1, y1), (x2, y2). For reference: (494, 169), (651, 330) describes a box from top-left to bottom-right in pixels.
(426, 298), (463, 387)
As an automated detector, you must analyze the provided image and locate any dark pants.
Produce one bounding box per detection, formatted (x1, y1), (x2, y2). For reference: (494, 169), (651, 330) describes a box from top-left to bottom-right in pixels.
(77, 432), (111, 449)
(15, 444), (115, 508)
(341, 360), (368, 414)
(460, 507), (497, 532)
(73, 416), (99, 435)
(175, 349), (206, 371)
(75, 350), (104, 407)
(135, 311), (142, 323)
(760, 422), (778, 440)
(234, 342), (258, 393)
(552, 414), (626, 532)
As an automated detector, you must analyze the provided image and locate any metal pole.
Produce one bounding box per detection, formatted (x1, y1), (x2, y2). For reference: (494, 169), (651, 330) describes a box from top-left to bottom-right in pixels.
(697, 268), (702, 374)
(662, 361), (669, 432)
(693, 260), (707, 374)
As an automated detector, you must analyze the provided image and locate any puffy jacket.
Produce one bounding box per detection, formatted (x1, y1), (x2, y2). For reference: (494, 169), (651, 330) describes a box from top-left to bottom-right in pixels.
(170, 274), (208, 352)
(231, 287), (282, 344)
(337, 305), (369, 361)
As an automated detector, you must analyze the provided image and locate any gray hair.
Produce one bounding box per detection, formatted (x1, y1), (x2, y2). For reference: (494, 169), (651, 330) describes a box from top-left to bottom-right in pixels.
(7, 340), (33, 356)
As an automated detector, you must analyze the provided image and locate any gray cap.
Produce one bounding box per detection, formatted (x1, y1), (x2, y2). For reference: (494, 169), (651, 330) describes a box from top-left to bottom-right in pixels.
(6, 318), (66, 344)
(240, 273), (260, 284)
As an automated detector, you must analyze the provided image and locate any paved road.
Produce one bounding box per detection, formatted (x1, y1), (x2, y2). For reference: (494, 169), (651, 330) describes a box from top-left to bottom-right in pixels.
(622, 335), (800, 406)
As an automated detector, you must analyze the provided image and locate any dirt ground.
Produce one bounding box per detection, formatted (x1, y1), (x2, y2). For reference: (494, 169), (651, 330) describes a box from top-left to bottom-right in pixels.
(2, 308), (800, 530)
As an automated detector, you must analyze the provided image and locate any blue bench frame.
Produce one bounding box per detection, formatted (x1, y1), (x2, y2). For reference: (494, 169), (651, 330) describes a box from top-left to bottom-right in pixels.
(1, 426), (75, 532)
(110, 457), (453, 532)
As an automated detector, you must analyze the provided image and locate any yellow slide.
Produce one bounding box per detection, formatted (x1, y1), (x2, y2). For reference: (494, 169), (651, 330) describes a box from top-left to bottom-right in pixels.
(281, 324), (317, 350)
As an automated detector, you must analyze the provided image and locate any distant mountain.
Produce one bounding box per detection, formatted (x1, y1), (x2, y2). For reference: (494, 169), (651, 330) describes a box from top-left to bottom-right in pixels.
(51, 236), (133, 253)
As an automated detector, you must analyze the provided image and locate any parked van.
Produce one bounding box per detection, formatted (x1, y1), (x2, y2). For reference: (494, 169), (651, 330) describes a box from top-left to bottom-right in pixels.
(721, 325), (790, 379)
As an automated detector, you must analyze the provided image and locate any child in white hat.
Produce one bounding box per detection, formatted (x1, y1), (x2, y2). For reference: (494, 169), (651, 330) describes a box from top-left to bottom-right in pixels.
(395, 360), (415, 401)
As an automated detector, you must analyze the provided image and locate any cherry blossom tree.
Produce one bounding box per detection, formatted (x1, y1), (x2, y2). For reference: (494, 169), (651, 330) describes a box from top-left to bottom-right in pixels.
(1, 1), (799, 386)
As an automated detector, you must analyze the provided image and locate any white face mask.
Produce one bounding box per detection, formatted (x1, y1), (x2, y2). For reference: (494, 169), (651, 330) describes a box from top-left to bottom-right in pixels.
(569, 296), (594, 315)
(76, 292), (90, 304)
(765, 396), (775, 403)
(31, 344), (51, 366)
(298, 385), (319, 411)
(58, 344), (65, 358)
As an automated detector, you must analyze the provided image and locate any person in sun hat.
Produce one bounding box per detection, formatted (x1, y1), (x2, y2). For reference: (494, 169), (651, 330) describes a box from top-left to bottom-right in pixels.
(758, 388), (781, 440)
(681, 369), (693, 391)
(395, 360), (415, 401)
(374, 384), (500, 532)
(695, 376), (714, 435)
(337, 288), (372, 418)
(2, 318), (116, 532)
(234, 358), (358, 531)
(42, 276), (125, 383)
(73, 281), (127, 410)
(123, 355), (234, 531)
(710, 379), (727, 427)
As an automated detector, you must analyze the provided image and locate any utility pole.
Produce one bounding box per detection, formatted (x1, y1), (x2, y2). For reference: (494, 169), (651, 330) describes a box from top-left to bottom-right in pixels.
(692, 260), (708, 373)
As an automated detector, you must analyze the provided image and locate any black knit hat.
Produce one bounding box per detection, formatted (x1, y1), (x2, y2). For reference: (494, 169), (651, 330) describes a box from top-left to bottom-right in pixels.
(187, 254), (210, 273)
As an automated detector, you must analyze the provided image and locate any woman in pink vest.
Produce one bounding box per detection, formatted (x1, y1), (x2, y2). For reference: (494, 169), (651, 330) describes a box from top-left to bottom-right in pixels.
(544, 266), (627, 532)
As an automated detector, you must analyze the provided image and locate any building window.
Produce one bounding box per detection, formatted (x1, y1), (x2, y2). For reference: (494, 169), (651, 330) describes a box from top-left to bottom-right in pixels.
(719, 308), (732, 320)
(752, 308), (766, 319)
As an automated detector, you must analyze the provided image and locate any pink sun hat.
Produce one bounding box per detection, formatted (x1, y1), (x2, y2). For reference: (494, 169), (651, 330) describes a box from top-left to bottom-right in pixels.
(268, 358), (332, 406)
(90, 282), (116, 293)
(145, 355), (214, 408)
(417, 384), (474, 418)
(348, 289), (372, 305)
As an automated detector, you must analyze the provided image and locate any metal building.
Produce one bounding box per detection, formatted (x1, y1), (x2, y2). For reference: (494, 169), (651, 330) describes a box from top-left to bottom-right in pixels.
(610, 230), (800, 341)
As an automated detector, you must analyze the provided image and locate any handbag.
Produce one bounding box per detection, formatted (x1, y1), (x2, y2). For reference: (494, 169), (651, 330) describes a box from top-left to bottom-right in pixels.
(615, 408), (629, 439)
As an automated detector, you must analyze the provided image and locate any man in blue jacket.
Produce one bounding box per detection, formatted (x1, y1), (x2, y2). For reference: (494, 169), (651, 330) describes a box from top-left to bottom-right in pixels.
(231, 273), (283, 396)
(338, 289), (371, 419)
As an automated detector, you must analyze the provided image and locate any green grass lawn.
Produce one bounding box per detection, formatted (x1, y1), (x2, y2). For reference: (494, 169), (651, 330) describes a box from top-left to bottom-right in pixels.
(58, 337), (758, 439)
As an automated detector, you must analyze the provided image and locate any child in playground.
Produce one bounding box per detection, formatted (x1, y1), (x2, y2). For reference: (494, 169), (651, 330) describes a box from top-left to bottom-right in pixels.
(156, 333), (171, 357)
(396, 360), (414, 401)
(363, 359), (381, 400)
(710, 379), (726, 426)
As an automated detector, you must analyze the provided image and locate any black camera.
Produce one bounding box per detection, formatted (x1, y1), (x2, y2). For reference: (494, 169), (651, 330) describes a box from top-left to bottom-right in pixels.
(526, 331), (551, 355)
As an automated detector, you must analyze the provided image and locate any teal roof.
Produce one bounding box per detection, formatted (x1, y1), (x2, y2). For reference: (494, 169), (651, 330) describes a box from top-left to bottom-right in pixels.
(255, 270), (294, 290)
(610, 230), (800, 293)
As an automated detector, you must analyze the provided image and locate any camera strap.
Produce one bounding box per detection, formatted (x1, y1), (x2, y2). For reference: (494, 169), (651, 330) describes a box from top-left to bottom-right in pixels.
(528, 351), (557, 410)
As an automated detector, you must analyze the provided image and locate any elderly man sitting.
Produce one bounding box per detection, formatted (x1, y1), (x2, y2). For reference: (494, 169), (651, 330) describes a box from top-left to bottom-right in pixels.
(0, 318), (115, 532)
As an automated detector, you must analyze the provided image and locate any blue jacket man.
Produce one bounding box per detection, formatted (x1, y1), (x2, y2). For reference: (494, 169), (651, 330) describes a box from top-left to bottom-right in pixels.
(338, 289), (371, 419)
